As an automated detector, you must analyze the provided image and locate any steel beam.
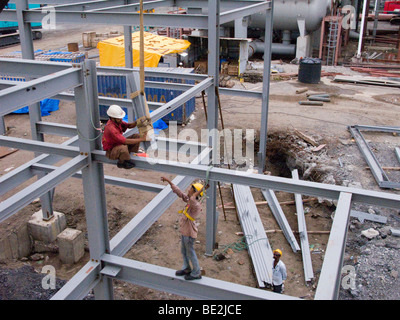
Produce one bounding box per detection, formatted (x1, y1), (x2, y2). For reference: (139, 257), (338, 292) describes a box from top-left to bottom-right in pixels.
(233, 184), (273, 287)
(219, 1), (271, 24)
(395, 147), (400, 165)
(257, 0), (274, 173)
(51, 0), (126, 11)
(3, 9), (209, 28)
(74, 59), (113, 299)
(31, 162), (165, 193)
(100, 253), (300, 300)
(0, 68), (82, 115)
(261, 188), (300, 252)
(91, 153), (400, 210)
(51, 260), (102, 300)
(110, 147), (211, 256)
(315, 192), (352, 300)
(292, 170), (314, 283)
(349, 125), (400, 189)
(0, 58), (73, 78)
(87, 0), (173, 12)
(97, 66), (208, 81)
(0, 135), (80, 158)
(149, 77), (213, 122)
(0, 155), (88, 223)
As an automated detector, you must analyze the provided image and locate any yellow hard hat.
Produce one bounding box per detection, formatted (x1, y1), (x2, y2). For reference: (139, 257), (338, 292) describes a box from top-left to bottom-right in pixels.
(273, 249), (282, 257)
(192, 183), (204, 197)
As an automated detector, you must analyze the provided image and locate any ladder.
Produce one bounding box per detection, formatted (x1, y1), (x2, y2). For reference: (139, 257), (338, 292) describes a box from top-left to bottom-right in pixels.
(326, 12), (339, 66)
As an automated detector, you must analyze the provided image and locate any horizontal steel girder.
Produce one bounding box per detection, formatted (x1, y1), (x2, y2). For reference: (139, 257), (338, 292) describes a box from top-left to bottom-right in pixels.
(31, 163), (165, 193)
(1, 134), (400, 210)
(0, 58), (76, 78)
(0, 155), (88, 223)
(100, 253), (300, 300)
(2, 9), (209, 28)
(0, 67), (82, 115)
(219, 1), (271, 24)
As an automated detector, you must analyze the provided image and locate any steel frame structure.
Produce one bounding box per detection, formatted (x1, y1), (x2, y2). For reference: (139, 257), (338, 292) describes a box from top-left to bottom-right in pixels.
(349, 125), (400, 189)
(1, 0), (400, 301)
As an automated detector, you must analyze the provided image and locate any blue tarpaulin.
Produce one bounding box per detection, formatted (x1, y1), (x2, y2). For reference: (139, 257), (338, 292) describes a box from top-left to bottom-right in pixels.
(12, 99), (60, 116)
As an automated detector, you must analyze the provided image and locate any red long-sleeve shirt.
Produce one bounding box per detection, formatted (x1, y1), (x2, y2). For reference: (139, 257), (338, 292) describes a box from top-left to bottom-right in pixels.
(102, 120), (129, 151)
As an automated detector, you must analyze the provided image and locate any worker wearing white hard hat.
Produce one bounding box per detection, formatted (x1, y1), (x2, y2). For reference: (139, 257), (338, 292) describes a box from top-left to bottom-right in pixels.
(102, 105), (148, 169)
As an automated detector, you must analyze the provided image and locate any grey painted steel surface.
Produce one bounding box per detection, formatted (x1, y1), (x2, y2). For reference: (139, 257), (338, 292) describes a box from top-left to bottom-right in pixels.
(292, 170), (314, 283)
(2, 0), (399, 301)
(349, 125), (400, 189)
(204, 0), (220, 255)
(100, 253), (299, 300)
(315, 192), (352, 300)
(395, 147), (400, 165)
(74, 59), (114, 299)
(261, 189), (300, 252)
(0, 155), (88, 223)
(232, 184), (273, 287)
(257, 0), (273, 172)
(350, 210), (388, 224)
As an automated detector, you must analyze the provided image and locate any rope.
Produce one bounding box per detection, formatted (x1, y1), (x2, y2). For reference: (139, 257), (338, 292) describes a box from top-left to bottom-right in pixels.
(221, 235), (271, 253)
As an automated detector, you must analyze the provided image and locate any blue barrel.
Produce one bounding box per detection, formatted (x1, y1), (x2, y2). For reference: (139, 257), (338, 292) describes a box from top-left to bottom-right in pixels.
(298, 58), (322, 84)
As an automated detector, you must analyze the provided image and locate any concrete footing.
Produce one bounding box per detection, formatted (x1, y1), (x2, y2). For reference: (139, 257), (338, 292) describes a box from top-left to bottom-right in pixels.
(0, 224), (32, 261)
(57, 228), (85, 264)
(28, 210), (67, 244)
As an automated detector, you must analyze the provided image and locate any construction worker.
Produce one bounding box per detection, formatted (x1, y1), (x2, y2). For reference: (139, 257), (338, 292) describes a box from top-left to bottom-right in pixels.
(102, 105), (147, 169)
(272, 249), (287, 294)
(160, 176), (208, 281)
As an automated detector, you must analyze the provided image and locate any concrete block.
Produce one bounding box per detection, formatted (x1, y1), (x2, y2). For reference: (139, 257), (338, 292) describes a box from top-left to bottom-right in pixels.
(296, 35), (312, 59)
(28, 210), (66, 244)
(57, 228), (84, 264)
(390, 228), (400, 237)
(0, 224), (32, 261)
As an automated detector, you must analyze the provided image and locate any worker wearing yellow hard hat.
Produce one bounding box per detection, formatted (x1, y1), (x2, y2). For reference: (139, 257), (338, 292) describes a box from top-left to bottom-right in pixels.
(272, 249), (287, 294)
(160, 176), (208, 281)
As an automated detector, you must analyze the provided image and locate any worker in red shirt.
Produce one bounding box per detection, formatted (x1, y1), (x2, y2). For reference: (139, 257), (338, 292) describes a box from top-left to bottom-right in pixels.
(102, 105), (148, 169)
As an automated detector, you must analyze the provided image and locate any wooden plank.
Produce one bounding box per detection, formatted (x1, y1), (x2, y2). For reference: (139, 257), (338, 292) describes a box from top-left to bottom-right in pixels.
(0, 146), (18, 158)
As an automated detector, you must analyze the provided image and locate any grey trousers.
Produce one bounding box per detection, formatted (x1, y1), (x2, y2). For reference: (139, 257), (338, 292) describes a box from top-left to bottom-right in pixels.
(180, 235), (201, 277)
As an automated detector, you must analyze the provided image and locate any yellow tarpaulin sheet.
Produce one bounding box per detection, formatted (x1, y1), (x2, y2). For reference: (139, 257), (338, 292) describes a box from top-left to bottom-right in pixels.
(97, 31), (191, 68)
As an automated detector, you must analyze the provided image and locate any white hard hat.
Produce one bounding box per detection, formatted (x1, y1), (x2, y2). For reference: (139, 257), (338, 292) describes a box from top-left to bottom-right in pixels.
(107, 105), (125, 119)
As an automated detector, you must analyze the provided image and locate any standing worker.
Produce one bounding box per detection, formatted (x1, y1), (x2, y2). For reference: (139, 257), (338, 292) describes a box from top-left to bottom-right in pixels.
(102, 105), (148, 169)
(272, 249), (287, 293)
(161, 176), (208, 281)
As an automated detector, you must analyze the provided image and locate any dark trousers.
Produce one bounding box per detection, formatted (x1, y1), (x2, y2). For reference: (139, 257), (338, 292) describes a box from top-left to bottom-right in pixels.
(273, 284), (282, 294)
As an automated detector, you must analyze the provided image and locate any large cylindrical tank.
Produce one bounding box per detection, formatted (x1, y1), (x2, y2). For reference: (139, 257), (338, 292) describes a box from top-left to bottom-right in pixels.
(223, 0), (332, 32)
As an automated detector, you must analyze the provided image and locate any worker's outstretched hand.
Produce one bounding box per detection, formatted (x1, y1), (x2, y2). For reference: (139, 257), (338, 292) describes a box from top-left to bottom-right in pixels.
(161, 176), (171, 184)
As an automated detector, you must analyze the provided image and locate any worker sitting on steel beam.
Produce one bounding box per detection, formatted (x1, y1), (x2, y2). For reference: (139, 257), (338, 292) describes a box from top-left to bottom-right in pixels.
(272, 249), (287, 294)
(102, 104), (147, 169)
(161, 176), (208, 281)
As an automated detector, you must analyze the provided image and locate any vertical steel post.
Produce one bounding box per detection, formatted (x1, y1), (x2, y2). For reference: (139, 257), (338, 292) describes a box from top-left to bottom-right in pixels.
(257, 2), (274, 173)
(124, 25), (133, 69)
(74, 60), (114, 299)
(205, 0), (220, 256)
(16, 0), (54, 220)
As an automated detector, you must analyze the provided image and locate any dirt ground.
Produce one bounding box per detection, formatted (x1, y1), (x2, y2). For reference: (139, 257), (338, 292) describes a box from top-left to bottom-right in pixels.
(1, 23), (400, 300)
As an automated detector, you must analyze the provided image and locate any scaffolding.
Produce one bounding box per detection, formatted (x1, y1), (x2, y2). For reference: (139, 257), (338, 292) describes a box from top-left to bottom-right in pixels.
(1, 0), (400, 301)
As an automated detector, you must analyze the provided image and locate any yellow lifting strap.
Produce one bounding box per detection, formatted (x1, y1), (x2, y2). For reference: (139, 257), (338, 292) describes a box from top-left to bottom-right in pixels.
(178, 205), (195, 222)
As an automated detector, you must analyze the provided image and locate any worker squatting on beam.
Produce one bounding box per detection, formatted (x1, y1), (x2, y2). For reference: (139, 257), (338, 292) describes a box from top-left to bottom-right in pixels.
(160, 176), (209, 281)
(102, 105), (148, 169)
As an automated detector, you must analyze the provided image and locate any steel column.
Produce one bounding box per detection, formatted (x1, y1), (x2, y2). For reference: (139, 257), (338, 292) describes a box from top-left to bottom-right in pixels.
(74, 60), (114, 299)
(257, 1), (273, 173)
